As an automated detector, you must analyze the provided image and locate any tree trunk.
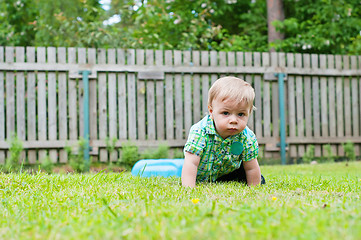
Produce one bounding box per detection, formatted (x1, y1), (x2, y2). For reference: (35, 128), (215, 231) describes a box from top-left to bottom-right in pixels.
(267, 0), (285, 51)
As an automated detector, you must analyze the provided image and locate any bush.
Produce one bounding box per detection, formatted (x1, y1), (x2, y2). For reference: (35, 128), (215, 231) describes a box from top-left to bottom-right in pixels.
(65, 138), (89, 173)
(4, 134), (24, 173)
(40, 154), (54, 174)
(342, 141), (356, 162)
(323, 144), (335, 163)
(302, 145), (315, 164)
(140, 144), (170, 160)
(120, 142), (140, 169)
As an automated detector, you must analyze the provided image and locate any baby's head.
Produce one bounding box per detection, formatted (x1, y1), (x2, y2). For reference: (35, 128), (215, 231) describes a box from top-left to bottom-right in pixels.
(208, 76), (255, 114)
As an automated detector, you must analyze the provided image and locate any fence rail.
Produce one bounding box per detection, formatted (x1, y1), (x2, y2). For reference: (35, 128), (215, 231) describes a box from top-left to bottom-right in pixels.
(0, 46), (360, 164)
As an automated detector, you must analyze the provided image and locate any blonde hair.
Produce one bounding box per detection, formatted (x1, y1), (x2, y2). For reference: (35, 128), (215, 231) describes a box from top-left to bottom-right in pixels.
(208, 76), (256, 113)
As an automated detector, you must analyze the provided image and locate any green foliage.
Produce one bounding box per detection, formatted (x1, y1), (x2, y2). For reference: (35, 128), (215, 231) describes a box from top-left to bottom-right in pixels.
(120, 142), (140, 169)
(65, 137), (89, 173)
(105, 137), (117, 156)
(324, 144), (335, 163)
(273, 0), (361, 54)
(342, 141), (356, 162)
(140, 144), (170, 159)
(172, 148), (185, 159)
(302, 145), (315, 164)
(1, 0), (360, 53)
(3, 134), (24, 173)
(40, 154), (54, 174)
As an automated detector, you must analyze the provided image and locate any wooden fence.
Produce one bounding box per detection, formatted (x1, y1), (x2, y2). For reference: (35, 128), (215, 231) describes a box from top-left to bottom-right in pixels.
(0, 46), (360, 164)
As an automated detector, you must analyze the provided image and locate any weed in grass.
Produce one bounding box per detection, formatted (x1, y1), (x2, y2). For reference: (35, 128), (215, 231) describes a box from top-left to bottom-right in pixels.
(342, 141), (356, 164)
(141, 144), (170, 159)
(324, 144), (335, 163)
(120, 142), (140, 169)
(40, 154), (54, 174)
(3, 134), (24, 173)
(65, 137), (89, 173)
(302, 145), (315, 164)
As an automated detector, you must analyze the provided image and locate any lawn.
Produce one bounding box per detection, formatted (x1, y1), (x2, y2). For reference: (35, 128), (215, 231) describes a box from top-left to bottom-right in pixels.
(0, 161), (360, 240)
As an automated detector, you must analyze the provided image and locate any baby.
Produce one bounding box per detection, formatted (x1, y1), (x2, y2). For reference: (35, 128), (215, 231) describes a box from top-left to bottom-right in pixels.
(181, 76), (265, 187)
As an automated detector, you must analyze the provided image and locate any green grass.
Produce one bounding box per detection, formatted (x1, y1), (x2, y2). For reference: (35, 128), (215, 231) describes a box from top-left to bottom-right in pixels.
(1, 162), (360, 240)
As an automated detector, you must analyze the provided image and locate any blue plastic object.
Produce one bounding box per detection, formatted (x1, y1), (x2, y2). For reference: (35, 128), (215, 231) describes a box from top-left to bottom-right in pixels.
(131, 159), (184, 177)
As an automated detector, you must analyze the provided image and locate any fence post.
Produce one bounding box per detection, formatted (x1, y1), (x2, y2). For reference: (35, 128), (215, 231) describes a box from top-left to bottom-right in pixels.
(275, 72), (287, 165)
(79, 70), (91, 171)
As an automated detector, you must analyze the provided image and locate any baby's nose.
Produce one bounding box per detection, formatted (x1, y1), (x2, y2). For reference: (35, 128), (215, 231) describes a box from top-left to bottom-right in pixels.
(229, 115), (238, 123)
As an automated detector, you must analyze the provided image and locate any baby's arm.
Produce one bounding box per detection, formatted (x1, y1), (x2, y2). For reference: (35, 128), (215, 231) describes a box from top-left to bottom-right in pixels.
(181, 152), (201, 187)
(243, 158), (261, 186)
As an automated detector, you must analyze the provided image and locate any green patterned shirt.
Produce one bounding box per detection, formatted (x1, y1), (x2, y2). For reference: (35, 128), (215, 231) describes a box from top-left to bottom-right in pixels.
(184, 115), (259, 182)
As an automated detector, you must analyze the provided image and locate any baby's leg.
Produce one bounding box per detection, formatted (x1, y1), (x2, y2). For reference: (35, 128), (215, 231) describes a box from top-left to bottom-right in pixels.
(215, 162), (266, 185)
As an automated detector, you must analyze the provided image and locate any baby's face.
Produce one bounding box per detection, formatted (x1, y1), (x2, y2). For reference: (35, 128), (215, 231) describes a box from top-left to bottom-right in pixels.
(208, 97), (251, 139)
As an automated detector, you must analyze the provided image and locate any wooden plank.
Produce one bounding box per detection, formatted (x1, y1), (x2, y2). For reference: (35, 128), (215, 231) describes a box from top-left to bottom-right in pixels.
(98, 49), (108, 162)
(327, 55), (337, 155)
(295, 53), (305, 156)
(350, 56), (359, 155)
(155, 50), (165, 140)
(245, 52), (254, 131)
(36, 47), (47, 161)
(319, 54), (329, 157)
(174, 50), (183, 139)
(146, 50), (156, 140)
(311, 54), (321, 157)
(57, 47), (68, 163)
(253, 52), (262, 138)
(164, 50), (174, 140)
(335, 55), (344, 156)
(261, 52), (271, 140)
(116, 50), (127, 138)
(15, 47), (26, 163)
(88, 48), (98, 159)
(303, 54), (312, 140)
(136, 49), (146, 140)
(127, 49), (137, 140)
(78, 48), (86, 139)
(218, 51), (227, 78)
(183, 51), (192, 136)
(286, 53), (297, 158)
(201, 51), (210, 117)
(343, 55), (351, 137)
(47, 47), (58, 162)
(0, 47), (5, 163)
(5, 47), (15, 142)
(107, 49), (118, 161)
(270, 52), (279, 140)
(210, 51), (218, 86)
(117, 49), (127, 140)
(68, 48), (78, 142)
(26, 47), (37, 164)
(192, 51), (201, 124)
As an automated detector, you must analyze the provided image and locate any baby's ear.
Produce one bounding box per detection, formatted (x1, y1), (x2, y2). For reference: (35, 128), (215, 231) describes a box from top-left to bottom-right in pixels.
(208, 105), (214, 119)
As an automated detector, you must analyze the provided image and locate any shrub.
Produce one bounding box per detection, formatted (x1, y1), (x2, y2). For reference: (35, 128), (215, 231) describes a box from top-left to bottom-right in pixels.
(4, 134), (24, 173)
(65, 137), (89, 173)
(40, 154), (54, 174)
(120, 142), (140, 169)
(342, 141), (356, 162)
(141, 144), (170, 159)
(172, 148), (184, 159)
(302, 145), (315, 164)
(323, 144), (335, 163)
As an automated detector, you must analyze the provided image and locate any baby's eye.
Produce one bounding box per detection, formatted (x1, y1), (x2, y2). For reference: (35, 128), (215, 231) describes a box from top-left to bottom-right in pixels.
(222, 112), (229, 116)
(238, 113), (245, 117)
